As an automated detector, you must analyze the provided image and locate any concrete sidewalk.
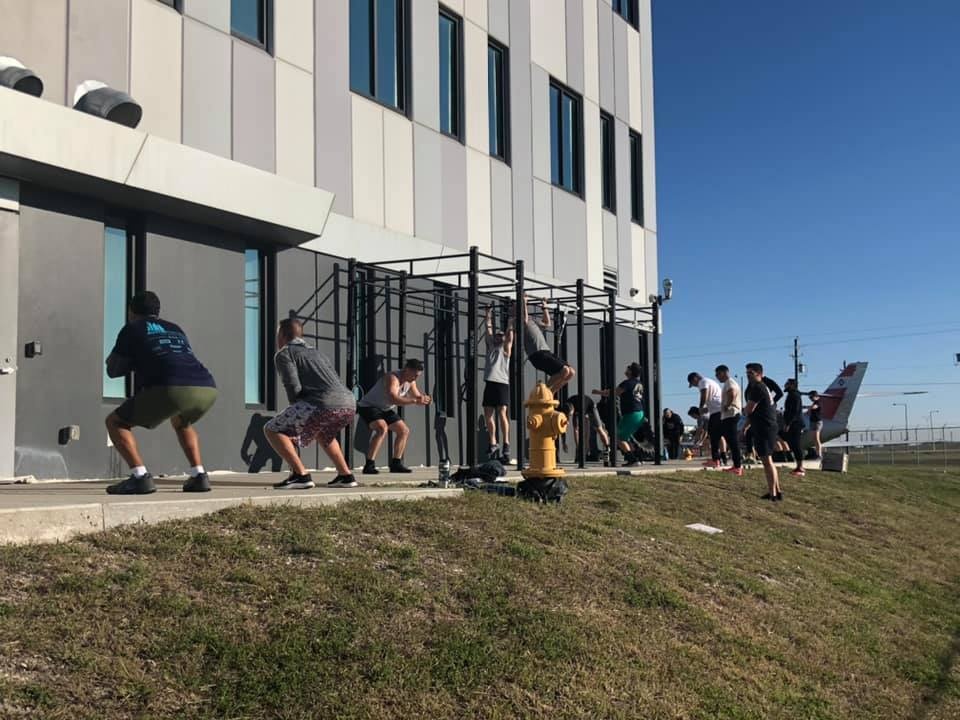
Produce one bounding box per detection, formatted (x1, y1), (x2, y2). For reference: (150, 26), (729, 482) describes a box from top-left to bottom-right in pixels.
(0, 460), (813, 546)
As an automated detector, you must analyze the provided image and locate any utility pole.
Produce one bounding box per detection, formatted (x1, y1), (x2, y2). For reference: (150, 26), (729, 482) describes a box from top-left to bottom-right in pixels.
(792, 337), (800, 381)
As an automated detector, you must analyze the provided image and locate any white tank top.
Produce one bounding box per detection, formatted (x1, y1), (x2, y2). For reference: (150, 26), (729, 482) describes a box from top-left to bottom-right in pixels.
(357, 371), (411, 411)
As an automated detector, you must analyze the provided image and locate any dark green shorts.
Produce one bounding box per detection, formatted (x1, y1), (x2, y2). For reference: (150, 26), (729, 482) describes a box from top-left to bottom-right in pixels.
(115, 386), (218, 429)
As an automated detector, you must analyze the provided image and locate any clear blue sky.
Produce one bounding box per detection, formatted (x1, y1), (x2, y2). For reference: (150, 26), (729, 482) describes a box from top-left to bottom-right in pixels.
(651, 0), (960, 432)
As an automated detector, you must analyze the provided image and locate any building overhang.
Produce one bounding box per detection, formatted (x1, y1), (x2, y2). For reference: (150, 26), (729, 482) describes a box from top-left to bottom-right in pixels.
(0, 88), (333, 245)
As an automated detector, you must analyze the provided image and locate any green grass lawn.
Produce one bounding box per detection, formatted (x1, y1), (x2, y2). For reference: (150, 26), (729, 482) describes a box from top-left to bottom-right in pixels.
(1, 465), (959, 719)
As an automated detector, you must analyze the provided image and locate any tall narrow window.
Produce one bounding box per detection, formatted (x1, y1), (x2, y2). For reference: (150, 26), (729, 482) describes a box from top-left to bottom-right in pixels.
(351, 0), (407, 112)
(488, 40), (509, 161)
(630, 131), (644, 226)
(549, 81), (583, 195)
(103, 226), (129, 399)
(439, 10), (462, 139)
(245, 249), (263, 405)
(612, 0), (638, 28)
(231, 0), (269, 48)
(600, 111), (616, 211)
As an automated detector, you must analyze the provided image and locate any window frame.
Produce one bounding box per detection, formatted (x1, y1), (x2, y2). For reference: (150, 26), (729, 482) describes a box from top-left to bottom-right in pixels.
(156, 0), (183, 11)
(600, 110), (616, 213)
(612, 0), (639, 29)
(438, 6), (465, 142)
(549, 79), (585, 198)
(629, 130), (644, 226)
(243, 249), (277, 410)
(487, 37), (511, 164)
(231, 0), (273, 54)
(102, 218), (145, 402)
(350, 0), (411, 116)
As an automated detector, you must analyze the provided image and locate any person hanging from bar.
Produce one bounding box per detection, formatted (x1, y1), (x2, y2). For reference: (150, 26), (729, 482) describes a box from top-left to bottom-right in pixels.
(522, 293), (575, 393)
(357, 358), (431, 474)
(482, 303), (514, 464)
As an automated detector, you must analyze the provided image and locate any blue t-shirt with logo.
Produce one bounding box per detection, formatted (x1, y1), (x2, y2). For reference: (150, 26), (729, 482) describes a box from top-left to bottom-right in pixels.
(112, 318), (216, 392)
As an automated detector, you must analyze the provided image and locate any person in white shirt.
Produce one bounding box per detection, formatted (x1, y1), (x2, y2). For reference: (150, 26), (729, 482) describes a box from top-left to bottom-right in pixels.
(714, 364), (743, 476)
(687, 371), (724, 468)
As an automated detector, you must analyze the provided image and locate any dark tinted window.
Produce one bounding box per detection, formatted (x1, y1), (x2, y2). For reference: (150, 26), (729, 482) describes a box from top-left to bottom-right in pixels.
(232, 0), (267, 46)
(488, 41), (509, 161)
(612, 0), (637, 27)
(601, 112), (615, 211)
(630, 131), (644, 225)
(350, 0), (407, 111)
(549, 81), (583, 195)
(439, 10), (462, 138)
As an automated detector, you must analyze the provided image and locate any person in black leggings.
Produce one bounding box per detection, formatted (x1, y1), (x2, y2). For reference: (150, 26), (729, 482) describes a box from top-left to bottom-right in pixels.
(782, 378), (805, 476)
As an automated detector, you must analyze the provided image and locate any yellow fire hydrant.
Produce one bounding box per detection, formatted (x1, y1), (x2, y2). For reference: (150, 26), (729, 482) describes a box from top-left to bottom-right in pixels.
(522, 383), (568, 480)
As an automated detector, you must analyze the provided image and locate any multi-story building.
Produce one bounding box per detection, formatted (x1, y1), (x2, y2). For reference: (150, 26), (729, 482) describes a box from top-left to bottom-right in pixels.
(0, 0), (658, 479)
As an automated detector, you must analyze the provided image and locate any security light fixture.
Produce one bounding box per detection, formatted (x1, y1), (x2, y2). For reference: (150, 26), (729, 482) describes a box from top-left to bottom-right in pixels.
(662, 278), (673, 301)
(73, 80), (142, 128)
(0, 56), (43, 96)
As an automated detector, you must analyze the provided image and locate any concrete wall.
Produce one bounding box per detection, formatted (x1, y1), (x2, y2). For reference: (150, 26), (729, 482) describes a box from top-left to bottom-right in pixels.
(0, 180), (18, 477)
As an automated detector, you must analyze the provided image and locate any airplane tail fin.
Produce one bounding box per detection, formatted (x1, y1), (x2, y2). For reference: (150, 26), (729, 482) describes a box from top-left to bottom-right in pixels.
(819, 362), (868, 427)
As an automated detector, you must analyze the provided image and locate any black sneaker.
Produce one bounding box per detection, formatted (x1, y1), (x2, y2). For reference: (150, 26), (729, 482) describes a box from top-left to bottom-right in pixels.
(389, 459), (413, 474)
(488, 444), (500, 461)
(182, 472), (211, 493)
(106, 473), (156, 495)
(773, 492), (784, 502)
(760, 492), (774, 500)
(363, 459), (379, 475)
(331, 474), (358, 488)
(273, 473), (314, 490)
(501, 451), (512, 465)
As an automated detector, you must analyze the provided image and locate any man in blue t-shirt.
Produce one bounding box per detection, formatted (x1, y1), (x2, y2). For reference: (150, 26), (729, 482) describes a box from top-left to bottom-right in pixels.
(104, 291), (218, 495)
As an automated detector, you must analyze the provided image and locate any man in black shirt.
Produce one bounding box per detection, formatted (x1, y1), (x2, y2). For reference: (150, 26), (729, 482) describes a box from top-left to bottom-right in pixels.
(743, 362), (781, 501)
(662, 408), (685, 460)
(104, 291), (218, 495)
(781, 378), (805, 476)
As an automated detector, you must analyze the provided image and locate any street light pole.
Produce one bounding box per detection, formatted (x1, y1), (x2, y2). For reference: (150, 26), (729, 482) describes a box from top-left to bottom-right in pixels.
(928, 410), (939, 448)
(893, 403), (908, 442)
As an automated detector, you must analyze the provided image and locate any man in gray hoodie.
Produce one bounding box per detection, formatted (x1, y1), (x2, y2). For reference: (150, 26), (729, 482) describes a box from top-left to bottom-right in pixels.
(264, 318), (357, 489)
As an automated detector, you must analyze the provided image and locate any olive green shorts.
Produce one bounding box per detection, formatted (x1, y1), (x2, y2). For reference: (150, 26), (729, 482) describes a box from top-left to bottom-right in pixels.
(115, 386), (218, 429)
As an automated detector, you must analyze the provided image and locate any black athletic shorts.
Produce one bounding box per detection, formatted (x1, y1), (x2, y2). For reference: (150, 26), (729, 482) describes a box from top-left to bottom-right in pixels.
(482, 381), (510, 408)
(528, 350), (567, 376)
(358, 406), (402, 427)
(752, 423), (778, 458)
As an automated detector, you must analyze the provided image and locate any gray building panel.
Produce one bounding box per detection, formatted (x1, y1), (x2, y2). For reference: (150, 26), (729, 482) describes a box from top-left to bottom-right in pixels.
(612, 17), (629, 122)
(530, 64), (551, 184)
(0, 0), (68, 105)
(182, 18), (232, 159)
(232, 40), (277, 173)
(597, 1), (615, 112)
(413, 124), (443, 245)
(0, 208), (18, 477)
(489, 160), (514, 261)
(602, 208), (618, 268)
(315, 0), (353, 215)
(15, 190), (107, 479)
(532, 179), (553, 276)
(509, 0), (535, 264)
(565, 0), (585, 94)
(67, 0), (130, 96)
(488, 0), (510, 44)
(183, 0), (230, 33)
(411, 0), (440, 132)
(614, 118), (632, 293)
(440, 137), (468, 249)
(551, 188), (587, 283)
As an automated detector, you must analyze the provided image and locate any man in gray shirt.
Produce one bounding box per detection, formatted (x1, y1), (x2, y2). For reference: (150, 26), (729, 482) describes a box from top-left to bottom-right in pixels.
(522, 294), (575, 393)
(483, 304), (514, 463)
(264, 319), (357, 489)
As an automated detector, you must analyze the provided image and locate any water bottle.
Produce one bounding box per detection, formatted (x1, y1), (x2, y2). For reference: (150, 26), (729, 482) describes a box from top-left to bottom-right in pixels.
(438, 459), (451, 487)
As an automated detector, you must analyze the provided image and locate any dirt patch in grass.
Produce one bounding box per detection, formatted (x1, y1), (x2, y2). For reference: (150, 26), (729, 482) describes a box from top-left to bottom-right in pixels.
(0, 465), (959, 718)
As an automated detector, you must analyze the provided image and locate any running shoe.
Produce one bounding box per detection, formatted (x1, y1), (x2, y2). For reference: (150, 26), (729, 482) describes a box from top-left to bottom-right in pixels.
(106, 473), (156, 495)
(273, 473), (315, 490)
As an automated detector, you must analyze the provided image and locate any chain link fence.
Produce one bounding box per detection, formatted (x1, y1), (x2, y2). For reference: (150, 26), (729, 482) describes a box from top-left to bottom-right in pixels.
(830, 426), (960, 469)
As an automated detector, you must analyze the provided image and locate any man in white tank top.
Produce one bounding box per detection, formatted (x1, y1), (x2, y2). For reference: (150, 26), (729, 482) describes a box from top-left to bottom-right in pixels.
(483, 304), (514, 463)
(357, 359), (431, 474)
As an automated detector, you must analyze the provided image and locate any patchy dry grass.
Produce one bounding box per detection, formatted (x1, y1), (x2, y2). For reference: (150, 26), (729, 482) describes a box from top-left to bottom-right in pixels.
(0, 465), (959, 719)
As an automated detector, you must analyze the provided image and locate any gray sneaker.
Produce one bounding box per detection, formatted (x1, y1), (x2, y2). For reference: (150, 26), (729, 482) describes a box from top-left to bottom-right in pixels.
(183, 472), (211, 493)
(106, 473), (156, 495)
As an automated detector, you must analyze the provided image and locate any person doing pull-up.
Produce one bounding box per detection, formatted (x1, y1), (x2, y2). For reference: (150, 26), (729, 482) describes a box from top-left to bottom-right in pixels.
(522, 294), (575, 393)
